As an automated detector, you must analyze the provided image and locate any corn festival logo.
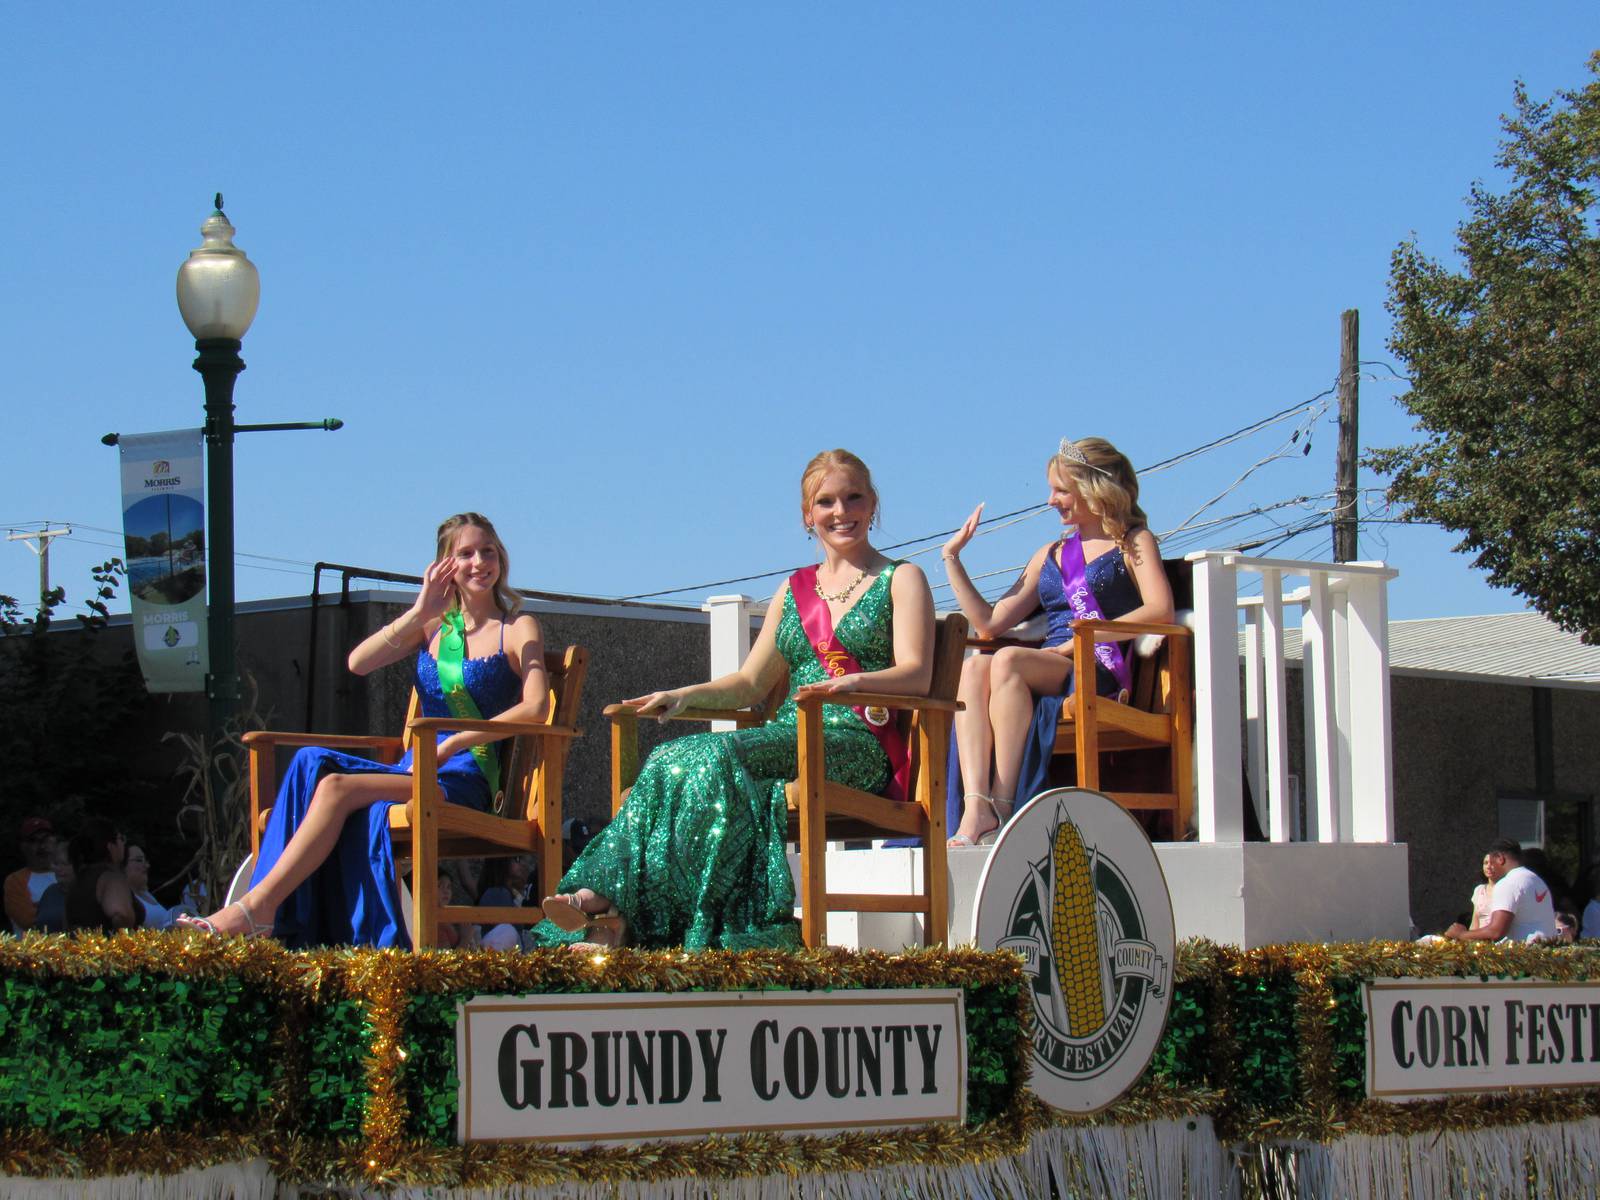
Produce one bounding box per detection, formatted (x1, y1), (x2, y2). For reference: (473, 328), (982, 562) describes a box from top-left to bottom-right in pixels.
(972, 788), (1175, 1113)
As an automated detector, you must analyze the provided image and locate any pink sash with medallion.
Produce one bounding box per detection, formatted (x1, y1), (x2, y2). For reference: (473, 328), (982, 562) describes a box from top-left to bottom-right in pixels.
(789, 565), (911, 802)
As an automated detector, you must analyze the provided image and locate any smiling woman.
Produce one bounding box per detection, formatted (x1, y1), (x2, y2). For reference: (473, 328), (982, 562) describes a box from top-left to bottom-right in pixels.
(179, 513), (551, 946)
(941, 438), (1174, 848)
(534, 449), (936, 952)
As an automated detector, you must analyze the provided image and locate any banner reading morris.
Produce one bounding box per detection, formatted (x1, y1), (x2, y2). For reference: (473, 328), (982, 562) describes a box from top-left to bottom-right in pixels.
(118, 429), (208, 693)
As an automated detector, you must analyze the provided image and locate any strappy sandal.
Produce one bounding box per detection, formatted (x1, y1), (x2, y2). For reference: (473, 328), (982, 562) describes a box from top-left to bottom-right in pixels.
(176, 900), (271, 939)
(978, 798), (1015, 846)
(542, 893), (627, 945)
(948, 794), (997, 849)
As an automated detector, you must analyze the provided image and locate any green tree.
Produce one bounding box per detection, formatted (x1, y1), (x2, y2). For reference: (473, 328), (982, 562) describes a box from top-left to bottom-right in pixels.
(1371, 53), (1600, 641)
(0, 562), (151, 833)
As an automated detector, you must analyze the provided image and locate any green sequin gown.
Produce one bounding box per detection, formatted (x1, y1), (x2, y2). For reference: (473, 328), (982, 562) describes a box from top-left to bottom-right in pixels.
(537, 565), (899, 951)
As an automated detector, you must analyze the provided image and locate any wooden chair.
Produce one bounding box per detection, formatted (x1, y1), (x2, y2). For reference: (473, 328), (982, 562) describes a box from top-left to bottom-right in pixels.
(243, 644), (588, 948)
(606, 613), (967, 948)
(969, 559), (1195, 839)
(1050, 616), (1193, 839)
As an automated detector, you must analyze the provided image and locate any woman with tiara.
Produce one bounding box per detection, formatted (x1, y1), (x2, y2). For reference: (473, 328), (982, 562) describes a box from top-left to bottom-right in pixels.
(538, 449), (935, 950)
(942, 437), (1173, 847)
(181, 513), (549, 946)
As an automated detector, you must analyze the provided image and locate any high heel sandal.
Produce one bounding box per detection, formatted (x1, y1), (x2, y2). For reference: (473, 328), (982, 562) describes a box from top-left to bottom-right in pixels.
(978, 798), (1015, 846)
(176, 900), (271, 939)
(948, 794), (997, 849)
(542, 893), (628, 948)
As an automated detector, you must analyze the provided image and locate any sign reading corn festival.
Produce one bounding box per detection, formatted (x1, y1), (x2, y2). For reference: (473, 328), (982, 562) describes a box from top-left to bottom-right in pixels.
(972, 788), (1176, 1113)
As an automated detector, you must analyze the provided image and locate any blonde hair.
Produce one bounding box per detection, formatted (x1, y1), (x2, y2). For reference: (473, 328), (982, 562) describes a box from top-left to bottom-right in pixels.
(799, 449), (880, 530)
(434, 512), (523, 617)
(1049, 437), (1148, 552)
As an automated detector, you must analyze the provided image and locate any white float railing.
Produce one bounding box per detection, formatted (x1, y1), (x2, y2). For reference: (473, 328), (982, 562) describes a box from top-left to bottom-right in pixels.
(707, 554), (1398, 847)
(1189, 552), (1397, 845)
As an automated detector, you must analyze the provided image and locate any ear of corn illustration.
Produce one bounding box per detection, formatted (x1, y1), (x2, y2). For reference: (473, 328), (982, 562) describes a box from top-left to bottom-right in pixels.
(1051, 816), (1106, 1037)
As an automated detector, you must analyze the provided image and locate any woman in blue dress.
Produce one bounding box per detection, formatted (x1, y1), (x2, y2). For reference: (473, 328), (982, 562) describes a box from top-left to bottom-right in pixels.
(181, 513), (549, 945)
(942, 438), (1173, 847)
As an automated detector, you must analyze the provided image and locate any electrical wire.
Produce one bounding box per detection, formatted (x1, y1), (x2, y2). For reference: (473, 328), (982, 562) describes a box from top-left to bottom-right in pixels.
(614, 384), (1350, 601)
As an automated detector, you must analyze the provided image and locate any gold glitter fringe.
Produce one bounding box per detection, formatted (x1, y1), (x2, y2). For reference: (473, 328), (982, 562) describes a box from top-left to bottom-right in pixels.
(10, 931), (1600, 1190)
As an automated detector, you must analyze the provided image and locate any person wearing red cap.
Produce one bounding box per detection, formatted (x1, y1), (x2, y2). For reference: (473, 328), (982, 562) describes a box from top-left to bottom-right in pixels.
(5, 817), (58, 932)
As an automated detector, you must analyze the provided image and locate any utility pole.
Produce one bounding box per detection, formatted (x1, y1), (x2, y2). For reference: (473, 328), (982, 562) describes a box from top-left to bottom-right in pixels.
(7, 526), (72, 605)
(1334, 309), (1359, 562)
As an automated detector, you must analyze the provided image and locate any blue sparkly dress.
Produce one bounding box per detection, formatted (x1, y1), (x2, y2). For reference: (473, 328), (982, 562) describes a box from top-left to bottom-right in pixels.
(947, 541), (1144, 828)
(535, 566), (900, 951)
(251, 637), (522, 949)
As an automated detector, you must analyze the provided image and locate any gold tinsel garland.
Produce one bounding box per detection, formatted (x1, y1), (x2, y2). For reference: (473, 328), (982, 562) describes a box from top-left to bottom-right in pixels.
(11, 932), (1600, 1188)
(336, 944), (1035, 1185)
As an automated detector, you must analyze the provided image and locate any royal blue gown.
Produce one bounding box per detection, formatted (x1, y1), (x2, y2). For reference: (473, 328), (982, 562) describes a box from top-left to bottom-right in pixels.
(945, 541), (1144, 828)
(250, 643), (522, 949)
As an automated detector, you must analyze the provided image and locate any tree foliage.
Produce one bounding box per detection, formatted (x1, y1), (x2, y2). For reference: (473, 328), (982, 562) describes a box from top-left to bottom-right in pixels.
(1371, 53), (1600, 641)
(0, 562), (150, 839)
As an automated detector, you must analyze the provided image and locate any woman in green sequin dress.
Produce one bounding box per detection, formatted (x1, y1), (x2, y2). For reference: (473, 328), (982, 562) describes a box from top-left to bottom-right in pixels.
(538, 450), (935, 950)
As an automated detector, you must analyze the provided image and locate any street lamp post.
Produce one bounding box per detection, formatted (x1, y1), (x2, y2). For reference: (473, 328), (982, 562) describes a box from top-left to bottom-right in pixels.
(165, 197), (341, 832)
(176, 196), (259, 739)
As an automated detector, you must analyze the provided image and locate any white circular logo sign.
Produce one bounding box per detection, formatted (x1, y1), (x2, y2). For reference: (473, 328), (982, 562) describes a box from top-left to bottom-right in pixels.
(971, 788), (1176, 1114)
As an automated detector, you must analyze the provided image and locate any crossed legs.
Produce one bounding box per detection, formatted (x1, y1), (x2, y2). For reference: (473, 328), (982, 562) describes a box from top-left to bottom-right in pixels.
(949, 647), (1072, 845)
(189, 772), (413, 936)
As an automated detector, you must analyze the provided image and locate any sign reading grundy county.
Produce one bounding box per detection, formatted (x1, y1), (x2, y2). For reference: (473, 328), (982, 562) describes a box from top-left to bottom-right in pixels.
(972, 787), (1176, 1114)
(457, 989), (966, 1143)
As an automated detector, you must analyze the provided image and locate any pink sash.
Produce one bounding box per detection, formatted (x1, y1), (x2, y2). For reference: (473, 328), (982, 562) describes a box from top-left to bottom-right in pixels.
(1058, 534), (1133, 702)
(789, 565), (911, 802)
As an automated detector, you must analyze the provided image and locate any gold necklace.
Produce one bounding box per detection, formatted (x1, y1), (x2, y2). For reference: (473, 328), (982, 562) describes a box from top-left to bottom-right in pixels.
(814, 567), (868, 604)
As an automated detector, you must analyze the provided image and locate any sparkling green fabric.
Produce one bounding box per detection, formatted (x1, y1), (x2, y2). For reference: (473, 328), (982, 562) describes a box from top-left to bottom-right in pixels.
(538, 565), (897, 950)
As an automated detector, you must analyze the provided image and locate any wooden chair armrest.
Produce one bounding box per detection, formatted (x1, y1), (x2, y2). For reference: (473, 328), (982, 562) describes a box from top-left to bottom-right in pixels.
(965, 635), (1046, 651)
(405, 716), (580, 738)
(817, 690), (962, 713)
(1069, 619), (1192, 640)
(602, 701), (766, 726)
(242, 730), (406, 753)
(793, 692), (962, 714)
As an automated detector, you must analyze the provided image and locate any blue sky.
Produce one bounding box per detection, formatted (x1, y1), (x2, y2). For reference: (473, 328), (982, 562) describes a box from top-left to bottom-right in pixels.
(1, 5), (1594, 622)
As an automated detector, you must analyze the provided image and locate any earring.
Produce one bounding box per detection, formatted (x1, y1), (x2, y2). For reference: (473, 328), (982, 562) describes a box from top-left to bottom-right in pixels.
(805, 525), (814, 537)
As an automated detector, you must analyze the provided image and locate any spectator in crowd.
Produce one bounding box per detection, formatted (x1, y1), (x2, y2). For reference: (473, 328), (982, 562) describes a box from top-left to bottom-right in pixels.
(432, 863), (482, 950)
(33, 839), (74, 933)
(1520, 847), (1571, 911)
(477, 854), (534, 950)
(65, 818), (141, 933)
(1445, 839), (1557, 944)
(5, 816), (58, 933)
(1468, 856), (1496, 930)
(124, 843), (174, 930)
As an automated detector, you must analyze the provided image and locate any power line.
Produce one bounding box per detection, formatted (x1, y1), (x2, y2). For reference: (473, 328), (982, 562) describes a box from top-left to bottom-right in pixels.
(615, 385), (1347, 601)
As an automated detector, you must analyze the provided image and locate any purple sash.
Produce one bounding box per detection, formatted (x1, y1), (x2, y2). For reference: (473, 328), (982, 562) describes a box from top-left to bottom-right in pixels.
(1059, 535), (1133, 702)
(789, 566), (911, 802)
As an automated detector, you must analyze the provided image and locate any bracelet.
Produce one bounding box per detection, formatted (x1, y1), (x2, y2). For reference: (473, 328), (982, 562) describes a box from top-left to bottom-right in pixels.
(380, 622), (403, 650)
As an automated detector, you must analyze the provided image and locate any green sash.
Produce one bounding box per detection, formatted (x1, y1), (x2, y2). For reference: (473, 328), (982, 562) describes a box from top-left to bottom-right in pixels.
(435, 608), (501, 799)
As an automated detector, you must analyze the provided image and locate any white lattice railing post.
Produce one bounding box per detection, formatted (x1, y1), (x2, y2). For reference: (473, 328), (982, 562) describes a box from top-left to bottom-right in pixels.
(703, 594), (755, 732)
(1343, 568), (1395, 842)
(1302, 570), (1341, 842)
(1189, 553), (1245, 841)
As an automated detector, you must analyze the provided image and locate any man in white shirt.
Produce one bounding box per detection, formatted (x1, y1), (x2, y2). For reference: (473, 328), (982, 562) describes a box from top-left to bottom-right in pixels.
(1445, 839), (1558, 944)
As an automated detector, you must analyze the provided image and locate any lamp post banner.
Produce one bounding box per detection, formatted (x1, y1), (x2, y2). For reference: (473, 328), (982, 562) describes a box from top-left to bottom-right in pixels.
(117, 429), (208, 693)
